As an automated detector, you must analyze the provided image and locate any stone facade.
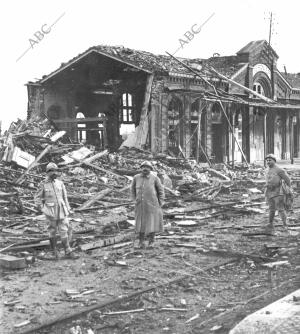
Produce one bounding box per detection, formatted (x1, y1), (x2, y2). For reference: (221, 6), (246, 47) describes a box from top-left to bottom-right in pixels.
(27, 41), (300, 164)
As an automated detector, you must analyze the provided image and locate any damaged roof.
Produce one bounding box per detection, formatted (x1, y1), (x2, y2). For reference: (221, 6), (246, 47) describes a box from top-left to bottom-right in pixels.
(38, 45), (207, 83)
(37, 44), (244, 84)
(203, 55), (247, 78)
(280, 72), (300, 89)
(35, 41), (294, 86)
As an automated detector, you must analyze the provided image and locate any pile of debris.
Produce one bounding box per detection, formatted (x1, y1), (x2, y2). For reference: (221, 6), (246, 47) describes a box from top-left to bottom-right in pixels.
(0, 116), (274, 220)
(1, 116), (300, 265)
(0, 118), (259, 201)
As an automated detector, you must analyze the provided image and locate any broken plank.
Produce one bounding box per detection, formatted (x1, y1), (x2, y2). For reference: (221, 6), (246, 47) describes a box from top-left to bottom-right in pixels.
(0, 244), (16, 253)
(84, 150), (108, 163)
(0, 254), (27, 269)
(76, 185), (130, 211)
(261, 261), (290, 268)
(15, 145), (53, 184)
(15, 131), (65, 184)
(80, 234), (130, 251)
(7, 240), (50, 252)
(0, 191), (18, 197)
(103, 309), (146, 315)
(175, 244), (270, 261)
(71, 156), (127, 180)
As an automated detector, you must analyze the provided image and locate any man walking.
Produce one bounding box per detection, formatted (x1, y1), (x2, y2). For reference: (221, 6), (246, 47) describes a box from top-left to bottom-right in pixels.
(265, 154), (291, 232)
(35, 162), (77, 259)
(131, 161), (165, 248)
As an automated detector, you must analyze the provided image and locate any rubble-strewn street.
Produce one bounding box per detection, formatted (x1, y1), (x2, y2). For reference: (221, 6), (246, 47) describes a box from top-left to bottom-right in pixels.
(1, 119), (300, 334)
(3, 3), (300, 332)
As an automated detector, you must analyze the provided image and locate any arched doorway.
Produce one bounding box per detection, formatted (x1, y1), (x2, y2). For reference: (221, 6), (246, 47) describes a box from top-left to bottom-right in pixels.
(211, 103), (223, 162)
(249, 108), (265, 162)
(274, 115), (283, 159)
(76, 112), (86, 143)
(190, 99), (207, 161)
(167, 96), (183, 154)
(233, 111), (243, 162)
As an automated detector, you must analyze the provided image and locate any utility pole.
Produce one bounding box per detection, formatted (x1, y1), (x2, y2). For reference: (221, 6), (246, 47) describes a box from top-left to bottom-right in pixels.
(268, 12), (273, 46)
(267, 12), (275, 99)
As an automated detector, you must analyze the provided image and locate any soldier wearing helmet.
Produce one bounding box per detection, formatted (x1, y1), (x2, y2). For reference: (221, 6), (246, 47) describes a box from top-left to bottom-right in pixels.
(35, 162), (77, 259)
(265, 154), (291, 232)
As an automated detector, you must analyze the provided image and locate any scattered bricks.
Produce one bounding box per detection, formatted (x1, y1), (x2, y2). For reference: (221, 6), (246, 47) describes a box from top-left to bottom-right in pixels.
(0, 254), (27, 269)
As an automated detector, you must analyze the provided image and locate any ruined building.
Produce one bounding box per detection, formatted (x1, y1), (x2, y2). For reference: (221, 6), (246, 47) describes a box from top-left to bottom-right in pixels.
(27, 40), (300, 164)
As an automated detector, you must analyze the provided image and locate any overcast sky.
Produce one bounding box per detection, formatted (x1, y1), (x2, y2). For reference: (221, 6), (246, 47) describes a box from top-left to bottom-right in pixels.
(1, 0), (300, 131)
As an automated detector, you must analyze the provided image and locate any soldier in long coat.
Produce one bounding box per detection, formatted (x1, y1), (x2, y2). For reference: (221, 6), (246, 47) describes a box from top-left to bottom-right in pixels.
(35, 162), (77, 259)
(131, 161), (165, 248)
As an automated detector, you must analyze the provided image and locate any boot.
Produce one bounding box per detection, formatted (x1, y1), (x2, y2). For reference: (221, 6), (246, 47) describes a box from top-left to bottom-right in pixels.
(265, 223), (275, 235)
(148, 233), (155, 247)
(138, 233), (145, 249)
(49, 237), (59, 259)
(61, 237), (79, 259)
(68, 226), (73, 246)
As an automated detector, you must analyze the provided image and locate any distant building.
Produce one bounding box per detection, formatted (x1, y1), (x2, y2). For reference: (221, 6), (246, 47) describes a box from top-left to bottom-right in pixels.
(27, 40), (300, 164)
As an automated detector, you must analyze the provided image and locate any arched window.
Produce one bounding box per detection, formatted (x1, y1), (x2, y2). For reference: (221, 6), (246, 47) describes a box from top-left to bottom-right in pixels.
(76, 112), (86, 143)
(120, 93), (134, 123)
(253, 83), (265, 96)
(211, 103), (222, 124)
(76, 112), (85, 119)
(252, 75), (272, 98)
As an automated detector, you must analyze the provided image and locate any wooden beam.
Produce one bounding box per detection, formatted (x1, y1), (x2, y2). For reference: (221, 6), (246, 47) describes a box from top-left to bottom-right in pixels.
(208, 66), (275, 104)
(15, 131), (66, 185)
(80, 233), (130, 251)
(135, 74), (154, 148)
(51, 116), (106, 124)
(84, 150), (108, 163)
(70, 156), (127, 181)
(15, 144), (53, 184)
(76, 185), (130, 211)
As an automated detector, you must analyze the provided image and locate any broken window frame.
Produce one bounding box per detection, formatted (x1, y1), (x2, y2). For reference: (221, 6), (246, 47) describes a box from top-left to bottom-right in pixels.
(120, 93), (134, 124)
(167, 97), (184, 150)
(76, 112), (87, 143)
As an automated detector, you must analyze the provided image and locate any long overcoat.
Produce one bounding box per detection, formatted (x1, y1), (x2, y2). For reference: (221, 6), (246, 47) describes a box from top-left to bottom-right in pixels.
(35, 177), (71, 220)
(131, 172), (165, 234)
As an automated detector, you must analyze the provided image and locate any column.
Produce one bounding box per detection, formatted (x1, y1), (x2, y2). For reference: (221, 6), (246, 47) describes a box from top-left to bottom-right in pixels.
(184, 94), (191, 158)
(161, 94), (169, 153)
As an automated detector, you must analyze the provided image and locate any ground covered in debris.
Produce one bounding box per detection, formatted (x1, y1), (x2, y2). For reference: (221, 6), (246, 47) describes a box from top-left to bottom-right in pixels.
(2, 206), (300, 334)
(1, 118), (300, 333)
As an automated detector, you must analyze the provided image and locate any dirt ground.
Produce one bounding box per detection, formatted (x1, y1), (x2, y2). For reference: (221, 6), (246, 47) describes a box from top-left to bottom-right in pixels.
(1, 197), (300, 334)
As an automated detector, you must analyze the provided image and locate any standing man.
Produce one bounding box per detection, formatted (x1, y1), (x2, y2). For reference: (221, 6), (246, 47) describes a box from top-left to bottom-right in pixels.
(35, 162), (77, 259)
(131, 161), (165, 248)
(265, 154), (291, 231)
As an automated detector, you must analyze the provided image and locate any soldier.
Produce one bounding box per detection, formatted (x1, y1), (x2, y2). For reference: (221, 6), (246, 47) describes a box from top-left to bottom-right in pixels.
(35, 162), (77, 259)
(131, 161), (165, 248)
(265, 154), (291, 232)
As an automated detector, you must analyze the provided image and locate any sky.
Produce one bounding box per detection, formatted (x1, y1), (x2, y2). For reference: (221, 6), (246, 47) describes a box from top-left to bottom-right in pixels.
(1, 0), (300, 131)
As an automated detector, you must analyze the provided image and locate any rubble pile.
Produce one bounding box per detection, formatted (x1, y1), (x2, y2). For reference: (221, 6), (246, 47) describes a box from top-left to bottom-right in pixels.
(0, 117), (271, 219)
(1, 117), (299, 255)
